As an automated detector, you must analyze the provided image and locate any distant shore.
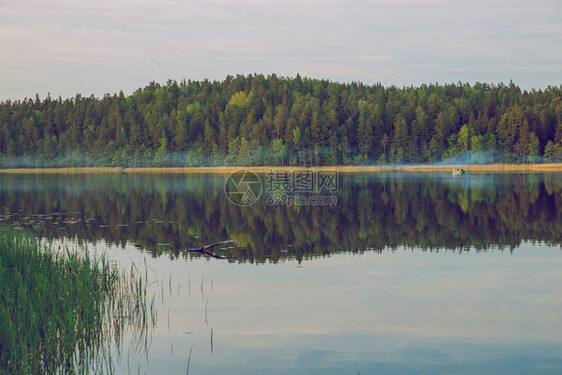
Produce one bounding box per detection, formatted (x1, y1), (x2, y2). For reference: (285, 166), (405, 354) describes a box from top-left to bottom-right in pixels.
(2, 164), (562, 174)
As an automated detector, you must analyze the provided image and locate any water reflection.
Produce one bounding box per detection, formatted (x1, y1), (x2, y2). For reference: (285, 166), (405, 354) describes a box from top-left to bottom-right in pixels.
(95, 241), (562, 375)
(1, 172), (562, 261)
(1, 172), (561, 374)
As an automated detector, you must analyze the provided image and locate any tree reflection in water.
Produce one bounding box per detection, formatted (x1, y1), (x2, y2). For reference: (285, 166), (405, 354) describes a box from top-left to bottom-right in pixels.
(1, 172), (561, 263)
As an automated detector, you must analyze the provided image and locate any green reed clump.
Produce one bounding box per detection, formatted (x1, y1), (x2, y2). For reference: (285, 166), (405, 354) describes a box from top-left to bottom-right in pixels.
(0, 229), (156, 374)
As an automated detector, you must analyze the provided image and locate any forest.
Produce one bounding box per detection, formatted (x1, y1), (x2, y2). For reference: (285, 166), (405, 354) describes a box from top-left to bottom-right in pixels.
(1, 74), (562, 167)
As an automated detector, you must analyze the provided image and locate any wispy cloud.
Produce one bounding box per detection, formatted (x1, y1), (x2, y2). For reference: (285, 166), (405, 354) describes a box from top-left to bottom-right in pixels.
(1, 0), (561, 100)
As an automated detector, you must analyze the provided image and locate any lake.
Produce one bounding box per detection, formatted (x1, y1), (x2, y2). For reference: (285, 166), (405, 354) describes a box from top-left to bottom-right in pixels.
(1, 171), (562, 374)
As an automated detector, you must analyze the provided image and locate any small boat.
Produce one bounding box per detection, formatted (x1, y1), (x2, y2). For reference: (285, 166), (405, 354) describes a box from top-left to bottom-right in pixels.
(452, 168), (465, 175)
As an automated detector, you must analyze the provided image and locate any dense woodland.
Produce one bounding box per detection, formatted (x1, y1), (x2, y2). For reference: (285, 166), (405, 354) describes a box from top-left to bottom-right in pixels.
(1, 174), (562, 262)
(1, 74), (562, 167)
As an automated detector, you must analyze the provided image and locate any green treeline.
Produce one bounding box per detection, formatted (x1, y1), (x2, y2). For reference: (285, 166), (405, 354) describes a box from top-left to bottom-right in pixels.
(1, 74), (562, 167)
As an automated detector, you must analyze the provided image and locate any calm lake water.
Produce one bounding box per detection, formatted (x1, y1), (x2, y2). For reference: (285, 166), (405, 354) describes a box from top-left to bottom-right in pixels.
(2, 172), (562, 374)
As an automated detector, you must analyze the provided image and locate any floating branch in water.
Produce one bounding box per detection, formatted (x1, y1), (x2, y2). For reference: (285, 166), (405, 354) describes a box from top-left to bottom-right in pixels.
(185, 240), (236, 259)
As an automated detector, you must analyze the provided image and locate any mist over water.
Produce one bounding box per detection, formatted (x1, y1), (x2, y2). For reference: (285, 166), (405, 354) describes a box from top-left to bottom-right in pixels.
(438, 150), (499, 165)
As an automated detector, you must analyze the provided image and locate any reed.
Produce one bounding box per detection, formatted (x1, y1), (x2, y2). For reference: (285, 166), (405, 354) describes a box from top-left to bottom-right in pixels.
(185, 345), (193, 375)
(0, 228), (156, 374)
(205, 298), (208, 326)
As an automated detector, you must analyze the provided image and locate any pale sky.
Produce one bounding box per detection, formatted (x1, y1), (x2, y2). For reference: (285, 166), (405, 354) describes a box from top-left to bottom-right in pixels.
(1, 0), (561, 100)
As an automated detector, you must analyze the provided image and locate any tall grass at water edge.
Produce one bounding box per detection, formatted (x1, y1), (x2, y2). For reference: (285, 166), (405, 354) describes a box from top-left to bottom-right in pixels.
(0, 228), (156, 374)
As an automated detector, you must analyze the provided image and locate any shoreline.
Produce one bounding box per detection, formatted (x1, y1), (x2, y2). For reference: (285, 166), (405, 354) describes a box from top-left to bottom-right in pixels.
(2, 163), (562, 174)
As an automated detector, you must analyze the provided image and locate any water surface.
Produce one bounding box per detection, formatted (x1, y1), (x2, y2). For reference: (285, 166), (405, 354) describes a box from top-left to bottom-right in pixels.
(1, 172), (561, 373)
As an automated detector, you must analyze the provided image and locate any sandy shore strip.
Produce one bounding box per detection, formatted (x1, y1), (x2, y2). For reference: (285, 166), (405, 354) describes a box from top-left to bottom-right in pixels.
(2, 164), (562, 174)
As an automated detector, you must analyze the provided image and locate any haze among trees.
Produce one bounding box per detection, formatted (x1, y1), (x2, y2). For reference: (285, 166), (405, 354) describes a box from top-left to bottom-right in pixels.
(1, 74), (562, 167)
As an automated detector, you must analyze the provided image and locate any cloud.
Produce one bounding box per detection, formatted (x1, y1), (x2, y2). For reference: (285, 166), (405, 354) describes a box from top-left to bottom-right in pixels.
(1, 0), (561, 100)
